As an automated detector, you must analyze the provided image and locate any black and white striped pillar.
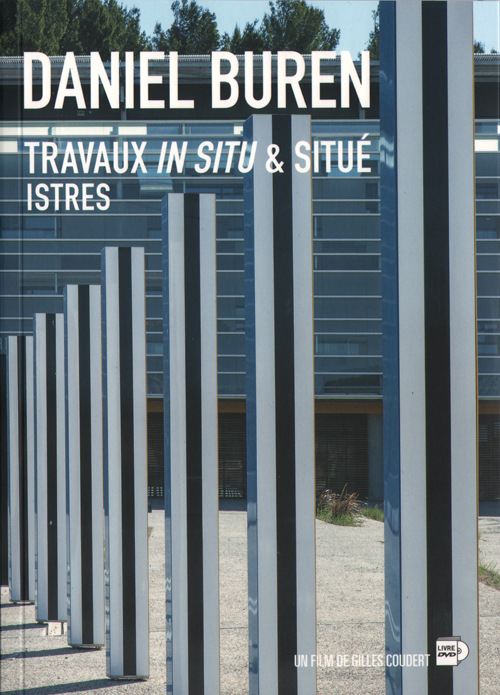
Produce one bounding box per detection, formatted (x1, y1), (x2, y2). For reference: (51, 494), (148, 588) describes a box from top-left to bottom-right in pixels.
(101, 246), (149, 679)
(33, 314), (67, 622)
(380, 3), (478, 695)
(6, 336), (35, 602)
(243, 114), (316, 695)
(64, 285), (104, 648)
(162, 194), (219, 694)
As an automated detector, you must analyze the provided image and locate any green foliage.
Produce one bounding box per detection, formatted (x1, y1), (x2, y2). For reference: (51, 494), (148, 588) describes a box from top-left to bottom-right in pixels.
(261, 0), (340, 53)
(152, 0), (219, 54)
(220, 20), (265, 55)
(479, 561), (500, 591)
(316, 486), (362, 526)
(0, 0), (68, 55)
(0, 0), (151, 57)
(474, 40), (485, 54)
(316, 507), (362, 527)
(360, 505), (384, 522)
(62, 0), (152, 58)
(365, 5), (379, 61)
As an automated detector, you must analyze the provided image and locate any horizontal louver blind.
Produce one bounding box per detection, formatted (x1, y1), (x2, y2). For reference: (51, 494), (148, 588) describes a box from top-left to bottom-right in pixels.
(478, 414), (500, 501)
(147, 411), (164, 497)
(219, 412), (247, 499)
(315, 413), (369, 499)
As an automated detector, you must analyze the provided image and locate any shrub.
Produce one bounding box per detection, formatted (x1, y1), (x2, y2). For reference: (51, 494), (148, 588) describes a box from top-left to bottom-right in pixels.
(316, 485), (362, 526)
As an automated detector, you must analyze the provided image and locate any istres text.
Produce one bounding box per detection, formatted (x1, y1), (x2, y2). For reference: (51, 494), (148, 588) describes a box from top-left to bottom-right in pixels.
(24, 137), (372, 212)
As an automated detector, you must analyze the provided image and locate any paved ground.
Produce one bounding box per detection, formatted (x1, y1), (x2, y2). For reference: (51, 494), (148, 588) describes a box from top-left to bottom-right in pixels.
(1, 511), (499, 694)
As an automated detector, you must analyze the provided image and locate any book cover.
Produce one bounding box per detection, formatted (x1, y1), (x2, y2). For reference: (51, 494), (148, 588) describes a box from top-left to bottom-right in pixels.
(0, 2), (499, 694)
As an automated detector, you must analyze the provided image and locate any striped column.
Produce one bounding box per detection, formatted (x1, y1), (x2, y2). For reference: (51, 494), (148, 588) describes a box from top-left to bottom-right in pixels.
(380, 3), (478, 695)
(6, 336), (35, 602)
(34, 314), (67, 622)
(1, 353), (10, 587)
(162, 194), (219, 694)
(64, 285), (104, 648)
(101, 246), (149, 679)
(243, 114), (316, 695)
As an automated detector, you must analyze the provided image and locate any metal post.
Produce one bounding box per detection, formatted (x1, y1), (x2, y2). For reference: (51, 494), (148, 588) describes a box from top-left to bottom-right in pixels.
(162, 193), (219, 694)
(33, 314), (67, 622)
(380, 3), (478, 694)
(243, 114), (316, 695)
(101, 247), (149, 678)
(64, 285), (104, 648)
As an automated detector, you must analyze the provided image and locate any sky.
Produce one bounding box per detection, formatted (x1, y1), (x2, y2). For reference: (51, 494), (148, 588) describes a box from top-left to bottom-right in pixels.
(128, 0), (500, 56)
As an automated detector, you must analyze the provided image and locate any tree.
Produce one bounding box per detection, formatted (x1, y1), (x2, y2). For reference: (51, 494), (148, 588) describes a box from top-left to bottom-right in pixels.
(61, 0), (151, 58)
(365, 5), (379, 61)
(152, 0), (219, 54)
(260, 0), (340, 53)
(0, 0), (150, 57)
(220, 20), (265, 54)
(473, 40), (485, 54)
(0, 0), (68, 55)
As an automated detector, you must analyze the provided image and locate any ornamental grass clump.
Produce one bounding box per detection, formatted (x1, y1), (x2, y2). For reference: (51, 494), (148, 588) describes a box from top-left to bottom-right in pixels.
(316, 485), (362, 526)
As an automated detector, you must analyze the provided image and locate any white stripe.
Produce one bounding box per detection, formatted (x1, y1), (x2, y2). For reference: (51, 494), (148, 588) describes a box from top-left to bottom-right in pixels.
(252, 115), (279, 694)
(168, 195), (189, 693)
(199, 194), (220, 694)
(291, 115), (317, 695)
(65, 286), (82, 643)
(34, 314), (48, 621)
(396, 4), (428, 693)
(89, 285), (104, 644)
(447, 4), (479, 694)
(25, 336), (36, 602)
(131, 247), (149, 677)
(7, 337), (20, 600)
(103, 248), (123, 675)
(55, 313), (67, 621)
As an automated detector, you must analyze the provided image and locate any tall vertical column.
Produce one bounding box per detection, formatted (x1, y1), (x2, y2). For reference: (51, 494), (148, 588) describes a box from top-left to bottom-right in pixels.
(101, 247), (149, 679)
(1, 353), (10, 587)
(64, 285), (104, 648)
(34, 314), (67, 622)
(162, 194), (219, 694)
(380, 3), (478, 695)
(243, 114), (316, 695)
(6, 336), (35, 602)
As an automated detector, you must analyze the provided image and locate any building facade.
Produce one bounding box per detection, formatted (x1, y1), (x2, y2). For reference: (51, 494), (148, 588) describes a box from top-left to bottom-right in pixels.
(0, 55), (499, 501)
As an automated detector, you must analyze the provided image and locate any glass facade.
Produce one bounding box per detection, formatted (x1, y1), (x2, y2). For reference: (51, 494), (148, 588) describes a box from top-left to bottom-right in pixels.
(0, 118), (499, 398)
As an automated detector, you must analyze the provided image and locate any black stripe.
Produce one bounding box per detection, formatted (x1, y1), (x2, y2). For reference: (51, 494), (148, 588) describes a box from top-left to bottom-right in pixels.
(184, 195), (204, 695)
(0, 354), (8, 586)
(17, 338), (29, 599)
(118, 247), (137, 674)
(272, 115), (297, 695)
(422, 5), (453, 694)
(46, 315), (58, 619)
(78, 286), (93, 644)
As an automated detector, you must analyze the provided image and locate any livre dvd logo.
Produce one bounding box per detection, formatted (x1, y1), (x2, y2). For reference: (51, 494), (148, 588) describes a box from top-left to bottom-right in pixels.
(436, 637), (469, 666)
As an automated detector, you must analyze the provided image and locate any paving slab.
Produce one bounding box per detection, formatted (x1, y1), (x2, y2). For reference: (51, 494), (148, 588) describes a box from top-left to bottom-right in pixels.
(1, 510), (499, 694)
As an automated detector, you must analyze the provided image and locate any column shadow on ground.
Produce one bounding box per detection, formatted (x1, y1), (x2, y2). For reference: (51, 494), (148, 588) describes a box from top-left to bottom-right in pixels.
(1, 679), (143, 694)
